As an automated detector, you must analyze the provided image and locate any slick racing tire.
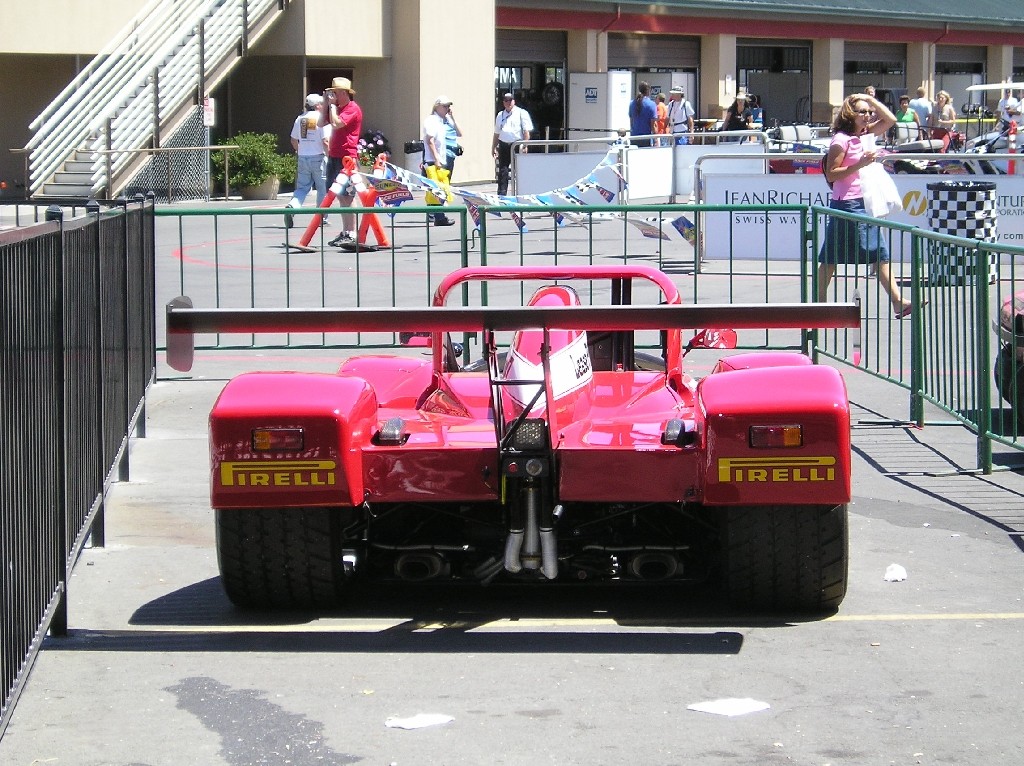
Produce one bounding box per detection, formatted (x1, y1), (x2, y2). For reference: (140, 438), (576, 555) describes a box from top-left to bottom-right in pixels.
(721, 504), (848, 612)
(541, 82), (563, 107)
(216, 507), (348, 608)
(994, 344), (1024, 430)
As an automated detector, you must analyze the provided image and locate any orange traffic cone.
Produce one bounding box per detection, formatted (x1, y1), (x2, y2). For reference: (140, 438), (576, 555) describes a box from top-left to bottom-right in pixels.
(1009, 120), (1018, 175)
(342, 156), (390, 248)
(288, 165), (350, 252)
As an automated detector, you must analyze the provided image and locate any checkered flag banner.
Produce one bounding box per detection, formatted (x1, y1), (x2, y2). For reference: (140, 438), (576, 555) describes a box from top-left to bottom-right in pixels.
(926, 181), (997, 286)
(381, 149), (688, 243)
(927, 182), (997, 241)
(384, 150), (627, 226)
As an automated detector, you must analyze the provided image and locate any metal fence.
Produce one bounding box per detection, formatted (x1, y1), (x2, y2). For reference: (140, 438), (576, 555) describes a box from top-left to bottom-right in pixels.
(807, 204), (1024, 472)
(153, 202), (813, 356)
(4, 194), (1021, 734)
(0, 197), (156, 738)
(122, 107), (211, 203)
(154, 201), (1024, 472)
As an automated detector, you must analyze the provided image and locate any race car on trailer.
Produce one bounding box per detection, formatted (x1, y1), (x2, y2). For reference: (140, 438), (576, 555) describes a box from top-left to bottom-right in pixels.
(166, 265), (859, 612)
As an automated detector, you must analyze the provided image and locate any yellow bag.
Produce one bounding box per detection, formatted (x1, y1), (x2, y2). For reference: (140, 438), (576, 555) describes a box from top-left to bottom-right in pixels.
(424, 165), (450, 206)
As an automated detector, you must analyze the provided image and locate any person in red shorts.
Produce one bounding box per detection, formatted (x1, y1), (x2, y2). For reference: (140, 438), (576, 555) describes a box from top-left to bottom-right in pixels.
(319, 76), (363, 246)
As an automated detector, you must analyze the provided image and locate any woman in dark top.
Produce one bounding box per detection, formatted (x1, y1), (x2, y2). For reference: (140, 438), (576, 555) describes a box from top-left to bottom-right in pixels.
(720, 93), (752, 141)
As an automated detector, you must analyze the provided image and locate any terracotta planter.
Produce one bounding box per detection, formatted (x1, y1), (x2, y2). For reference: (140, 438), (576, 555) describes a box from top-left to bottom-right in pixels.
(238, 176), (280, 200)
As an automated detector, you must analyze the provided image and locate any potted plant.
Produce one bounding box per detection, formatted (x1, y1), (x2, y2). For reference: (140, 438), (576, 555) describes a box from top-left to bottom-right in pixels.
(357, 129), (392, 169)
(210, 132), (296, 200)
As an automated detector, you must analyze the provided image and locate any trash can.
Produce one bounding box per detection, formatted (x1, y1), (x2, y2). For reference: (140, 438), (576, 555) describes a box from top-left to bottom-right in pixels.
(403, 140), (424, 176)
(926, 180), (997, 286)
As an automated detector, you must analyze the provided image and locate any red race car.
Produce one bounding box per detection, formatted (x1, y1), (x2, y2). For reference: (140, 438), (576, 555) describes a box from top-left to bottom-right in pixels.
(167, 265), (859, 611)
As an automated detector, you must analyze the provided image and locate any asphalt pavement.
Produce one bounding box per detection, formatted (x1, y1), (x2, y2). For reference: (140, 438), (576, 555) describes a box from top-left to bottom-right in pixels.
(3, 193), (1024, 765)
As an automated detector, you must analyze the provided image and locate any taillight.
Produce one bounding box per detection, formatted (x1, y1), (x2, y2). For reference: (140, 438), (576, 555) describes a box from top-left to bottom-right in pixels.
(252, 428), (304, 451)
(749, 424), (802, 448)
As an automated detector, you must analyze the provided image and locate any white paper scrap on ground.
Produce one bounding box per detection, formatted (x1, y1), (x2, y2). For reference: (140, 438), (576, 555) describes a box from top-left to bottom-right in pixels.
(883, 563), (908, 582)
(384, 713), (454, 729)
(687, 698), (770, 717)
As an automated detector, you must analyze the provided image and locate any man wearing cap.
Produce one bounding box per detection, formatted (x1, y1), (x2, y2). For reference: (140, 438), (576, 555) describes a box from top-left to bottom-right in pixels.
(284, 93), (330, 229)
(318, 76), (363, 246)
(423, 96), (455, 226)
(491, 92), (533, 196)
(667, 86), (695, 145)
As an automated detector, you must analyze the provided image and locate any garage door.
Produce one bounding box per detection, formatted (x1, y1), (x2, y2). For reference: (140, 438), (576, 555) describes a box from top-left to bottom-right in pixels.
(497, 29), (566, 63)
(608, 33), (699, 70)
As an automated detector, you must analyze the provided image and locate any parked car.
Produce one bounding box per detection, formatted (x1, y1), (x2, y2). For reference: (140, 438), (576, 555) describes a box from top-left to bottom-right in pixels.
(166, 265), (859, 612)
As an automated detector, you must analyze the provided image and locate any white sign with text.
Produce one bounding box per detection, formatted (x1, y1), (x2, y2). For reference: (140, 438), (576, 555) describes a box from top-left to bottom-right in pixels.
(703, 174), (1024, 260)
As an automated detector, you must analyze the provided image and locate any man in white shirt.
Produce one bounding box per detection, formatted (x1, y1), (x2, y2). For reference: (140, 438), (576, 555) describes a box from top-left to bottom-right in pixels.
(491, 92), (534, 196)
(998, 88), (1021, 128)
(666, 86), (695, 145)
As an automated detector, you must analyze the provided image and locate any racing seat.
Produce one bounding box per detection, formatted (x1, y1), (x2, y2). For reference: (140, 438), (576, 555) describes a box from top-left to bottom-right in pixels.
(501, 285), (594, 420)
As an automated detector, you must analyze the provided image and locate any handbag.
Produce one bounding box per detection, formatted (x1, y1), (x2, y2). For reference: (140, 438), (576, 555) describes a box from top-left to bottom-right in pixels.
(859, 161), (903, 218)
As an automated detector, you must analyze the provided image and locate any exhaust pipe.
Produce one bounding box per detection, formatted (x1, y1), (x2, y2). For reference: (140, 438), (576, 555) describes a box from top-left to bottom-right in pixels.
(539, 504), (561, 580)
(521, 491), (541, 571)
(474, 556), (505, 586)
(627, 551), (680, 581)
(394, 552), (446, 581)
(504, 484), (558, 578)
(503, 530), (524, 573)
(539, 528), (558, 579)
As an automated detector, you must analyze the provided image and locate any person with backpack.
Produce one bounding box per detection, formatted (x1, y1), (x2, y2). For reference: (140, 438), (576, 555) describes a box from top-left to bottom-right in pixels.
(667, 86), (695, 144)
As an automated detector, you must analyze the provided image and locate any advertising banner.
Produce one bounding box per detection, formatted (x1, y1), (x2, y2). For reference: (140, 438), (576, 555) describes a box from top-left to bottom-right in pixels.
(703, 173), (1024, 260)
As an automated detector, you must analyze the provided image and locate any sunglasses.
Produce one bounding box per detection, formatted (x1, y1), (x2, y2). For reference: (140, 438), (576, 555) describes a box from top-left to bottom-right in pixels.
(854, 109), (875, 115)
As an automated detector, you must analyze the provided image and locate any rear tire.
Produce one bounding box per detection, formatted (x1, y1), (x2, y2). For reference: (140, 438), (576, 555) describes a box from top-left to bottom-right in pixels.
(216, 508), (347, 608)
(721, 504), (848, 612)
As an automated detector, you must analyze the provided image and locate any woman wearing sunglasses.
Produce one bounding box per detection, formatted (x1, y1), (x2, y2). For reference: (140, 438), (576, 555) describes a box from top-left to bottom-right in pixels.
(817, 93), (915, 318)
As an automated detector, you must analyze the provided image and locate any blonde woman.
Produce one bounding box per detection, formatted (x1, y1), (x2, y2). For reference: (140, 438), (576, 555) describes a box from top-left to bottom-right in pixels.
(935, 90), (957, 133)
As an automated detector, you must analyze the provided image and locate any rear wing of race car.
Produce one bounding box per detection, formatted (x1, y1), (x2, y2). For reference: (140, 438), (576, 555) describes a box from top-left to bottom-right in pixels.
(165, 298), (859, 373)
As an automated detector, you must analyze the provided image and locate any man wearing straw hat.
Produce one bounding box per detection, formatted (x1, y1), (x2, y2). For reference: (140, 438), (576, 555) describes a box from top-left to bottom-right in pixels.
(319, 76), (363, 246)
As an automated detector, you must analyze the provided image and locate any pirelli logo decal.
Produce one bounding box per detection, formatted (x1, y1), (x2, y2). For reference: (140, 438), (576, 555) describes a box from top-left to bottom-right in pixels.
(718, 456), (836, 484)
(220, 460), (337, 488)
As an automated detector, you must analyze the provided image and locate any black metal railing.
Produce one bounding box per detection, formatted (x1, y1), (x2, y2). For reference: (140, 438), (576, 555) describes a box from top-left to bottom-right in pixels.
(0, 196), (155, 739)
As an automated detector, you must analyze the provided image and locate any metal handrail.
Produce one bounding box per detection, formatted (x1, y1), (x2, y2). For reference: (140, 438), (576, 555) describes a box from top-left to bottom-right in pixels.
(27, 0), (187, 135)
(24, 0), (284, 197)
(27, 0), (210, 190)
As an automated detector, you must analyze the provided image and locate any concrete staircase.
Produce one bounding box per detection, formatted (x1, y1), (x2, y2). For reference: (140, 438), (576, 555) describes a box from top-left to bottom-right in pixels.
(44, 151), (99, 198)
(29, 0), (290, 200)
